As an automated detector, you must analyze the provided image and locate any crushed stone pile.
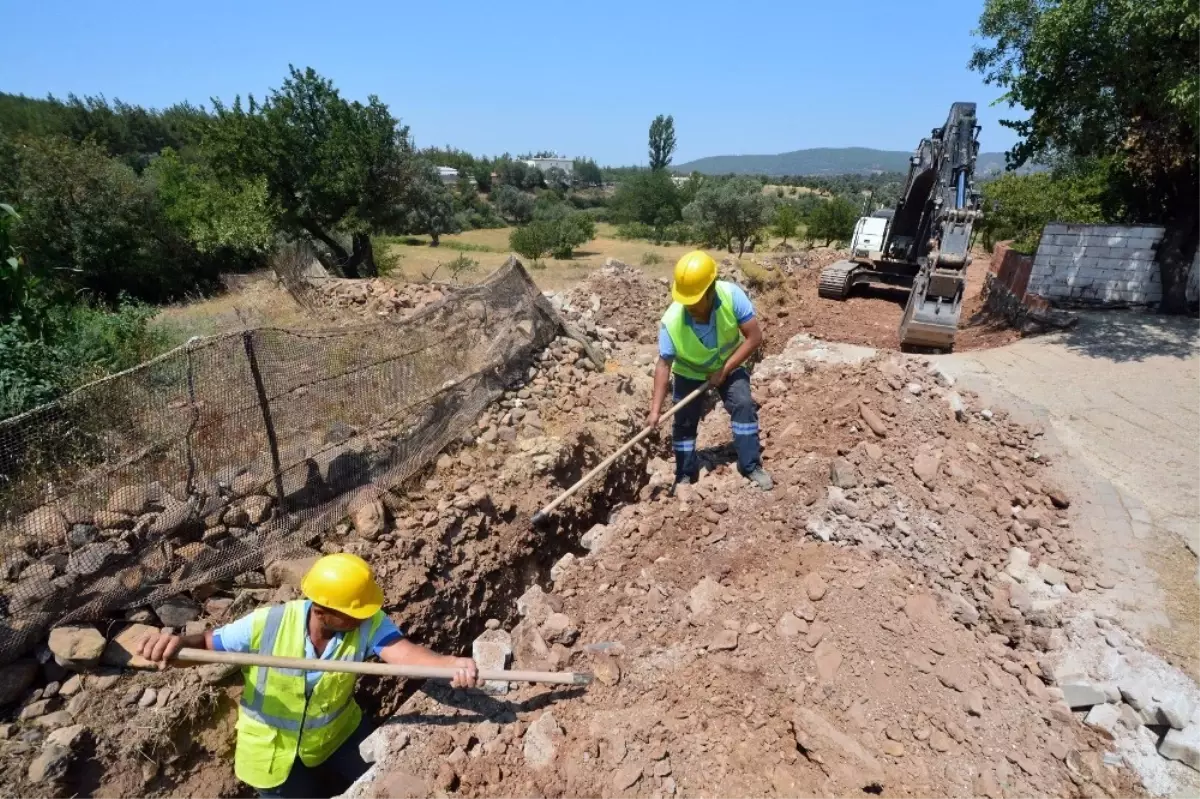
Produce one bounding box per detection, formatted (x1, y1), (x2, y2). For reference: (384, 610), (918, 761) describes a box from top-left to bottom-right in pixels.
(309, 277), (449, 318)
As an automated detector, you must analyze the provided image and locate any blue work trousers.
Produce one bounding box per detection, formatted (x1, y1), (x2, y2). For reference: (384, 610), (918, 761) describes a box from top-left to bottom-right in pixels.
(671, 367), (761, 482)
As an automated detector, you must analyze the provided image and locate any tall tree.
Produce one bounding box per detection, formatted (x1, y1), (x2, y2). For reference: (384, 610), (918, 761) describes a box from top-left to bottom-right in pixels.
(970, 0), (1199, 312)
(206, 66), (414, 278)
(648, 114), (677, 171)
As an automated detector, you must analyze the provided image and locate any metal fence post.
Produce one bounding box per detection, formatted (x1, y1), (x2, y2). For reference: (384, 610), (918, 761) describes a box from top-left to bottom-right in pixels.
(242, 330), (287, 514)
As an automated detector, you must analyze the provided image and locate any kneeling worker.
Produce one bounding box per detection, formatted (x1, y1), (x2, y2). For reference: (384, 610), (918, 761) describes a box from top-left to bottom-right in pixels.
(648, 250), (773, 492)
(139, 553), (478, 799)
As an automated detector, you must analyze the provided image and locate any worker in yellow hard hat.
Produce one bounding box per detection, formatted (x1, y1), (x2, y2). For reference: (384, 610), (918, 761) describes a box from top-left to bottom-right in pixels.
(648, 250), (773, 492)
(138, 553), (477, 798)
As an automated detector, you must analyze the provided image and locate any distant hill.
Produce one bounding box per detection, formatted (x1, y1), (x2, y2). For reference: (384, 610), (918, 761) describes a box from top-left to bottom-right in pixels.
(674, 147), (1015, 177)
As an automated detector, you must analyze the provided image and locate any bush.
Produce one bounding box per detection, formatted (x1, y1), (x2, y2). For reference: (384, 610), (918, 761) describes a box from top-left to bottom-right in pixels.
(443, 253), (479, 283)
(662, 222), (694, 245)
(509, 224), (552, 266)
(640, 251), (664, 266)
(615, 221), (654, 240)
(509, 208), (596, 263)
(0, 298), (173, 418)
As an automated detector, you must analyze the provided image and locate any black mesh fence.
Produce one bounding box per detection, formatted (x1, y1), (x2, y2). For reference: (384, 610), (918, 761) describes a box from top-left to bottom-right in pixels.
(0, 258), (562, 664)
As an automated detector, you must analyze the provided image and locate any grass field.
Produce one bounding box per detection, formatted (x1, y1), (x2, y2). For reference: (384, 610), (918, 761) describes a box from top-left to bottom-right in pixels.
(379, 224), (713, 290)
(762, 184), (827, 198)
(155, 223), (818, 338)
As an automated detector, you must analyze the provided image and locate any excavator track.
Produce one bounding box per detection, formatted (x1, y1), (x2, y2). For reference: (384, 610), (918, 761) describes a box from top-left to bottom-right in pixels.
(817, 260), (859, 300)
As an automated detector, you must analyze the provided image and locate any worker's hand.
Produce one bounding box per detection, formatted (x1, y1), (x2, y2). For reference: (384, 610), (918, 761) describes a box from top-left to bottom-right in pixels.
(137, 630), (183, 670)
(645, 408), (661, 429)
(449, 657), (479, 689)
(705, 367), (729, 392)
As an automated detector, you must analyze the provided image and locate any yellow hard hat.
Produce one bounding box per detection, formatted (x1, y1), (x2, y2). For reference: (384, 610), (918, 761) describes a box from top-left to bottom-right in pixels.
(671, 251), (718, 305)
(300, 553), (384, 620)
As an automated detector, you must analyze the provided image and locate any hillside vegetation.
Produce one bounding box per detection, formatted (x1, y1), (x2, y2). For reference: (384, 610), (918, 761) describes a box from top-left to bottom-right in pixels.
(675, 147), (1013, 176)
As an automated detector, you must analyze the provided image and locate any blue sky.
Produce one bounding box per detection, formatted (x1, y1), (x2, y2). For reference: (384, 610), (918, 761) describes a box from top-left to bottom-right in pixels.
(4, 0), (1023, 165)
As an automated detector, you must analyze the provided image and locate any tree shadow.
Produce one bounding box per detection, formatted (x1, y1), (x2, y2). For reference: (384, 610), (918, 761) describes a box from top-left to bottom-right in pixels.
(1057, 310), (1200, 363)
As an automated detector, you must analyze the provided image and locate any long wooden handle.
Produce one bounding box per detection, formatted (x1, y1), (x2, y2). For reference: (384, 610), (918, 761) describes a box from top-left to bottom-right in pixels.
(532, 385), (709, 524)
(173, 648), (591, 686)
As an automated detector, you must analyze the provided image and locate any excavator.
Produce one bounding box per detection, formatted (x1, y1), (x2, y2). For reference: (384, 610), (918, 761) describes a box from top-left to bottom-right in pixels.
(818, 102), (983, 351)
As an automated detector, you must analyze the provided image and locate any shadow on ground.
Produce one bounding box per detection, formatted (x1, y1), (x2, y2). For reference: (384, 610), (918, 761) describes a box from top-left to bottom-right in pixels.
(1058, 310), (1200, 363)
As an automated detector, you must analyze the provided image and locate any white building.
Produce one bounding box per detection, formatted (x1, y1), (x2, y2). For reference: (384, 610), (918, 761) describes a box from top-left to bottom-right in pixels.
(522, 156), (575, 174)
(435, 166), (459, 185)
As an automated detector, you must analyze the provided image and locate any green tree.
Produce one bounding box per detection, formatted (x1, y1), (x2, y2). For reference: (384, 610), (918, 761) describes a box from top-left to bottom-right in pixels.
(9, 136), (204, 303)
(509, 224), (551, 266)
(0, 203), (23, 320)
(492, 184), (535, 224)
(532, 203), (596, 258)
(403, 162), (461, 246)
(610, 170), (682, 239)
(978, 159), (1111, 251)
(771, 202), (801, 245)
(572, 158), (603, 187)
(146, 147), (276, 258)
(206, 66), (414, 278)
(648, 114), (677, 171)
(544, 166), (571, 194)
(806, 197), (859, 247)
(683, 177), (768, 255)
(472, 164), (493, 193)
(970, 0), (1199, 312)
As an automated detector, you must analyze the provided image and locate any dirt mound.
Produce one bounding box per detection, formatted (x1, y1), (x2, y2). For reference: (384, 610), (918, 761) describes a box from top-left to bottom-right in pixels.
(347, 345), (1145, 799)
(724, 249), (1023, 354)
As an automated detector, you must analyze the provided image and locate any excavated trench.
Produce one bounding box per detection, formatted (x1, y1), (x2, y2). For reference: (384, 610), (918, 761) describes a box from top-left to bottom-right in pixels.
(358, 433), (660, 720)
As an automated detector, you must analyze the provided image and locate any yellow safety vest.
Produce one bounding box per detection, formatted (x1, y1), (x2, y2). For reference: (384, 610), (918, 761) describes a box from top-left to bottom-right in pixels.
(661, 280), (745, 381)
(234, 600), (385, 790)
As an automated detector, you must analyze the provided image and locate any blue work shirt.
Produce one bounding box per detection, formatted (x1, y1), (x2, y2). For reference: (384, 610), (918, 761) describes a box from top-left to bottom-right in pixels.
(212, 600), (403, 694)
(658, 282), (756, 360)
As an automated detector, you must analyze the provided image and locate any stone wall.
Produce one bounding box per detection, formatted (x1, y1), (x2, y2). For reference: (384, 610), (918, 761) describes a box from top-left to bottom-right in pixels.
(1028, 223), (1164, 306)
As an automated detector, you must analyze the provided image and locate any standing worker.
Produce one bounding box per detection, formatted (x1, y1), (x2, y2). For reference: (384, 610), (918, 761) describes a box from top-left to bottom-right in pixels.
(648, 250), (773, 492)
(138, 553), (478, 799)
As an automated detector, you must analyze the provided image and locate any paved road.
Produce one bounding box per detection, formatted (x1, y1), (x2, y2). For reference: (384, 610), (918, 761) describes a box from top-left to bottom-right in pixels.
(937, 311), (1200, 556)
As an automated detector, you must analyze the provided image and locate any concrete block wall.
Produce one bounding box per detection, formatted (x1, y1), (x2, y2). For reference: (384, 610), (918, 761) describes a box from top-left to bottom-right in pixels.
(1028, 223), (1164, 305)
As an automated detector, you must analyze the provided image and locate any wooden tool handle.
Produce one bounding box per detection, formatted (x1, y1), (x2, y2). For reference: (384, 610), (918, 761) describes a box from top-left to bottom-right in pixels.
(532, 384), (708, 524)
(173, 648), (591, 685)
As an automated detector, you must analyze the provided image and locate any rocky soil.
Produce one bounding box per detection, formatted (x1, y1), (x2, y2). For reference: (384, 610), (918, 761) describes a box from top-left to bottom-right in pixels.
(344, 327), (1188, 799)
(0, 260), (1194, 798)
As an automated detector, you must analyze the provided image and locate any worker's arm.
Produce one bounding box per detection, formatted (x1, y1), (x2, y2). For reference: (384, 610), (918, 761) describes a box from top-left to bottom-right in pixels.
(378, 639), (479, 689)
(647, 357), (672, 428)
(708, 317), (763, 389)
(137, 629), (215, 670)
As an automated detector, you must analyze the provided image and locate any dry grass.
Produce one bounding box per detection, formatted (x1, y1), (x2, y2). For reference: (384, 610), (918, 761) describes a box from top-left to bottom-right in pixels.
(155, 226), (762, 336)
(382, 225), (713, 291)
(155, 272), (315, 337)
(762, 184), (827, 198)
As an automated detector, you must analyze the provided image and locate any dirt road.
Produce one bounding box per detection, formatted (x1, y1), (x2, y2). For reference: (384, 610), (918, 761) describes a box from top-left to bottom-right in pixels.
(933, 311), (1200, 557)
